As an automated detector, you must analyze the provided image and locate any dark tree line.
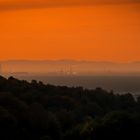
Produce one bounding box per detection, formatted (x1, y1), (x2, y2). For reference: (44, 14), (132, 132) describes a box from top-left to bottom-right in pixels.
(0, 76), (140, 140)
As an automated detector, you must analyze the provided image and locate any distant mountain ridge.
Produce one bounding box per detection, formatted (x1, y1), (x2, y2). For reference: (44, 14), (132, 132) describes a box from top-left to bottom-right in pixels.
(1, 59), (140, 65)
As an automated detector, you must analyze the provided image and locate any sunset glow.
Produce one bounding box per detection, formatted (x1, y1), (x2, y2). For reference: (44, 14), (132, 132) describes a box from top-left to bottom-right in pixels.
(0, 1), (140, 62)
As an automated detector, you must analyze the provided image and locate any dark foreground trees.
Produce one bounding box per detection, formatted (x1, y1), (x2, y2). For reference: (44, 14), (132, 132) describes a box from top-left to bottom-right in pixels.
(0, 76), (140, 140)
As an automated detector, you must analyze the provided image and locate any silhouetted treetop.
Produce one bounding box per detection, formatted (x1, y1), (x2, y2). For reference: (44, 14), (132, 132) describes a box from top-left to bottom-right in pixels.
(0, 76), (139, 140)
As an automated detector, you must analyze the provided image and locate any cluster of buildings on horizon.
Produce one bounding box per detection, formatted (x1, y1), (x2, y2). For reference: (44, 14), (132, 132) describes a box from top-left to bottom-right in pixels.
(0, 63), (77, 77)
(1, 61), (140, 77)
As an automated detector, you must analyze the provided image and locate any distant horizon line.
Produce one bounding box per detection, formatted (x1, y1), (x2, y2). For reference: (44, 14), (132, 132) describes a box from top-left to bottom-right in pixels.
(0, 59), (140, 64)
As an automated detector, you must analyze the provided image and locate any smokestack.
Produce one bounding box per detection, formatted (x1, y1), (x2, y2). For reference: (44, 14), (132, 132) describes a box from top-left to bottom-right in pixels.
(0, 64), (2, 75)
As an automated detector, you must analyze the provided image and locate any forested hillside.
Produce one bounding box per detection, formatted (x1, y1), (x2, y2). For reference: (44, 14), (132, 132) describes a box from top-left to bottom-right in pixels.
(0, 76), (140, 140)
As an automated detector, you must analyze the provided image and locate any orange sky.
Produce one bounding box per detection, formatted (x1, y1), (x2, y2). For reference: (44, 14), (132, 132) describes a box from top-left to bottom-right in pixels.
(0, 2), (140, 62)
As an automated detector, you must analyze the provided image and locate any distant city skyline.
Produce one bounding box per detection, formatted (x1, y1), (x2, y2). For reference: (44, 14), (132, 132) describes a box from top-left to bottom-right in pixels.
(1, 60), (140, 77)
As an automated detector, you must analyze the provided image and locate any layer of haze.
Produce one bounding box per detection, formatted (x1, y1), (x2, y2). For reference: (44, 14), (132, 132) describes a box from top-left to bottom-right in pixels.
(0, 0), (140, 62)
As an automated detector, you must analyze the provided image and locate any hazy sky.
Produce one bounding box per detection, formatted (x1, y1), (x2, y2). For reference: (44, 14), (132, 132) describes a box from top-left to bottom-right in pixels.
(0, 0), (140, 10)
(0, 0), (140, 62)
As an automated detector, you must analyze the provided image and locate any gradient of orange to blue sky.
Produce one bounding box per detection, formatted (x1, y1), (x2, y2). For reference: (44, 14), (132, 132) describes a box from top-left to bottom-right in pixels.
(0, 0), (140, 62)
